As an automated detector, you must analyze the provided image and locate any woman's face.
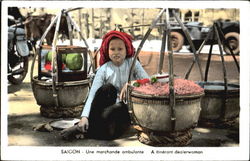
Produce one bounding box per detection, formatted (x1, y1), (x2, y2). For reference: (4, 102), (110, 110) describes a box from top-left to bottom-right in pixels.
(108, 38), (126, 66)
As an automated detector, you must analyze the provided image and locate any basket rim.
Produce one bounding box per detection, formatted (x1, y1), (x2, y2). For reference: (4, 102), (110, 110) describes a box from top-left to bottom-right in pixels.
(130, 90), (204, 99)
(196, 81), (239, 93)
(32, 75), (90, 86)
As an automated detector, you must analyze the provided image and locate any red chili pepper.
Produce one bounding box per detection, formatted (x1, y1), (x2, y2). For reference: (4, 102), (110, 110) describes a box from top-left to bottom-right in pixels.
(137, 78), (150, 84)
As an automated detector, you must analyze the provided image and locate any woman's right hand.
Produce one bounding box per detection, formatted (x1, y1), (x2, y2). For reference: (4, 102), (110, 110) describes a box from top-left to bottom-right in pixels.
(120, 83), (128, 103)
(77, 117), (89, 133)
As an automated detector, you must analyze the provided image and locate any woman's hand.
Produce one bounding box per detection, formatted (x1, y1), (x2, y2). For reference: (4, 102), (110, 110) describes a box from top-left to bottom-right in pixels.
(120, 83), (128, 103)
(77, 117), (89, 133)
(60, 117), (88, 140)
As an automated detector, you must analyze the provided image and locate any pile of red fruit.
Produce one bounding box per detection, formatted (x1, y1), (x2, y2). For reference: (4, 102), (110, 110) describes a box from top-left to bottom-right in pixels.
(132, 78), (204, 96)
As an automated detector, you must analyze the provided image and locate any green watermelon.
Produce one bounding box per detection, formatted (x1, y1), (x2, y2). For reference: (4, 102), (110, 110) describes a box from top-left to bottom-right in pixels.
(46, 51), (53, 62)
(46, 51), (67, 63)
(65, 53), (83, 70)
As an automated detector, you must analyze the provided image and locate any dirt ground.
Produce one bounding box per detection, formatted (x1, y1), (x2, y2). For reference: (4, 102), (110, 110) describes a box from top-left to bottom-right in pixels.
(7, 50), (240, 147)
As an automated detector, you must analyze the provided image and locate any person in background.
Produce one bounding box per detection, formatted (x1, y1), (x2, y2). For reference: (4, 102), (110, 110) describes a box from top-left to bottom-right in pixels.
(60, 30), (149, 140)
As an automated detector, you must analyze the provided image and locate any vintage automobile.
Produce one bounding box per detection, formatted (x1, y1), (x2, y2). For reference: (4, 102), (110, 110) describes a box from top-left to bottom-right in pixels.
(170, 20), (240, 55)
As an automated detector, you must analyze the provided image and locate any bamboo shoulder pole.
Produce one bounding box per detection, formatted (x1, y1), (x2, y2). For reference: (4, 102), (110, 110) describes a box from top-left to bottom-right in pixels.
(51, 10), (63, 107)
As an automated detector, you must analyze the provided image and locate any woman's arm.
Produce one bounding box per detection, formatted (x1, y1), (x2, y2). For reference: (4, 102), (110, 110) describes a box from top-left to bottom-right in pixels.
(81, 66), (105, 117)
(120, 59), (149, 101)
(78, 66), (106, 133)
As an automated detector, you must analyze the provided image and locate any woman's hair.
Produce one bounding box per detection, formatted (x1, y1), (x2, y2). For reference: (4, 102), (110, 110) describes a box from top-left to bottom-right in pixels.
(99, 30), (135, 66)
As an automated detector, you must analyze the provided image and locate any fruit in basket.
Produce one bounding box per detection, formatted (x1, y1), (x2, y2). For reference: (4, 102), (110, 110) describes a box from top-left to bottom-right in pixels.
(46, 51), (67, 63)
(133, 78), (204, 96)
(65, 53), (83, 70)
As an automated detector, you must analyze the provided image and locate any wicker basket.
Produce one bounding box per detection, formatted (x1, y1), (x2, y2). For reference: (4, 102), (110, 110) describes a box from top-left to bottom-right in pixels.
(197, 81), (240, 127)
(31, 76), (89, 118)
(128, 84), (204, 132)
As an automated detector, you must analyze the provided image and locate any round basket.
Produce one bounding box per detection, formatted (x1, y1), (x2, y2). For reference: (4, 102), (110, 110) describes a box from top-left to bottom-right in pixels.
(197, 81), (240, 127)
(31, 76), (89, 118)
(128, 84), (204, 132)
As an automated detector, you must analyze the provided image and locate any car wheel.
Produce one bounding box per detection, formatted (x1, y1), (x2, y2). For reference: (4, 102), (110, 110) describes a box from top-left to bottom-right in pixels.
(170, 32), (184, 52)
(223, 32), (240, 55)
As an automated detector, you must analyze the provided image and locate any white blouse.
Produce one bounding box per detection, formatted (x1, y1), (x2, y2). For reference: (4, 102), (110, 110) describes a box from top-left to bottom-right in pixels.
(81, 57), (149, 117)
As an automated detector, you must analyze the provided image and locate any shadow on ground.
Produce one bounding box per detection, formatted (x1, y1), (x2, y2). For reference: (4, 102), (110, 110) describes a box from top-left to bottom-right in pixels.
(8, 114), (140, 146)
(8, 82), (33, 94)
(8, 113), (239, 147)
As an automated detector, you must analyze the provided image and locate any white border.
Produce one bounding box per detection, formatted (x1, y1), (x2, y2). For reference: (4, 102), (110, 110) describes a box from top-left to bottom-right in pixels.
(1, 1), (250, 160)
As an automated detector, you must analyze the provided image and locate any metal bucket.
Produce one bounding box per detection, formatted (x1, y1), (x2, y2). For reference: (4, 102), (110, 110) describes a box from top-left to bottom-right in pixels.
(197, 81), (240, 121)
(128, 85), (204, 132)
(31, 76), (89, 107)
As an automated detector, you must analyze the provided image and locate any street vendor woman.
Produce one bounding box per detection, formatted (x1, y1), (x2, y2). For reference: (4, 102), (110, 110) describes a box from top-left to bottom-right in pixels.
(60, 30), (149, 140)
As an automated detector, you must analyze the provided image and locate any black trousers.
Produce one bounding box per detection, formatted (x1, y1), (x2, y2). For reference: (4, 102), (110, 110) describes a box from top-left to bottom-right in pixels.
(86, 83), (131, 140)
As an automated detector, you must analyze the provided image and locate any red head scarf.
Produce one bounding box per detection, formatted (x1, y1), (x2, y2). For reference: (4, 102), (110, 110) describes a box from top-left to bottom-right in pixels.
(99, 30), (135, 66)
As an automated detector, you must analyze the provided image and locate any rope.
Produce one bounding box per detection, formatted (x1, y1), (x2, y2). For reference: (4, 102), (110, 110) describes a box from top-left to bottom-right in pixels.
(134, 125), (193, 146)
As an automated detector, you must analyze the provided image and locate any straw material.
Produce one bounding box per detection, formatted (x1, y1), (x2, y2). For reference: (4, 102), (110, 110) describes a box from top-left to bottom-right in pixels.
(40, 105), (83, 118)
(134, 125), (193, 146)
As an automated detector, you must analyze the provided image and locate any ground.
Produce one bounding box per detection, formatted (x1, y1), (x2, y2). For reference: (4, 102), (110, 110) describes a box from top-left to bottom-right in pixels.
(7, 47), (240, 147)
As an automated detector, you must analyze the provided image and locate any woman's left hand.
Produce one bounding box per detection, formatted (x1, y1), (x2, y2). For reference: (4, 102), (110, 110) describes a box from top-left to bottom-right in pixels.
(120, 83), (128, 103)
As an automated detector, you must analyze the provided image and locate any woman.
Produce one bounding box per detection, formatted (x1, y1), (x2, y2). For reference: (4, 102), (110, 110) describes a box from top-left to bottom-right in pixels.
(61, 30), (149, 140)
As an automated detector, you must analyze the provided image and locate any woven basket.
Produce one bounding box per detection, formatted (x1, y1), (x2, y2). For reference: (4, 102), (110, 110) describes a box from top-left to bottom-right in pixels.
(128, 84), (204, 132)
(197, 81), (240, 127)
(31, 76), (89, 118)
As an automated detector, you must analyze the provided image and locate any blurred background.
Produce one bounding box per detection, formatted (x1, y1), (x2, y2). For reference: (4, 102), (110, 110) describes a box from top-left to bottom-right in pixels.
(17, 8), (239, 40)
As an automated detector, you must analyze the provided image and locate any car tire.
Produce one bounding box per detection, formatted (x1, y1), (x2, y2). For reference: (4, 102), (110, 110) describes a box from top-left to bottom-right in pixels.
(170, 32), (184, 52)
(224, 32), (240, 55)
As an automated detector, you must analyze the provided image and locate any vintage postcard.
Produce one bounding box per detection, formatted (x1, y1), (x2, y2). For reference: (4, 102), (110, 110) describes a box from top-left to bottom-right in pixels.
(1, 0), (250, 160)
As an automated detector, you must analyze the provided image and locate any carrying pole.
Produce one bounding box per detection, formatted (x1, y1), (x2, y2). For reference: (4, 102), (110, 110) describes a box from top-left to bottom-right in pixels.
(157, 22), (167, 74)
(185, 27), (214, 80)
(216, 22), (240, 72)
(214, 22), (228, 119)
(51, 10), (63, 107)
(30, 14), (59, 82)
(65, 12), (74, 45)
(204, 28), (215, 82)
(128, 8), (166, 82)
(165, 9), (176, 131)
(172, 10), (204, 81)
(214, 23), (228, 92)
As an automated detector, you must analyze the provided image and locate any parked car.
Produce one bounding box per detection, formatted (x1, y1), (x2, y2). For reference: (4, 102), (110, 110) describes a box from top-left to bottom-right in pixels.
(170, 20), (240, 55)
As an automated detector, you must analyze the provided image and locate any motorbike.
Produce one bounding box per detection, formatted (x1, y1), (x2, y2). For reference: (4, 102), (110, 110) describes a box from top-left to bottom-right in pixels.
(8, 16), (32, 84)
